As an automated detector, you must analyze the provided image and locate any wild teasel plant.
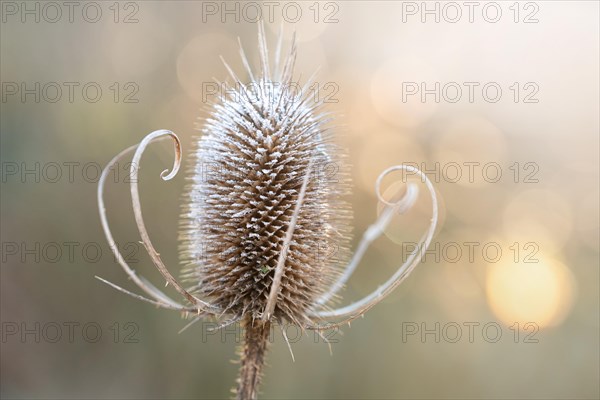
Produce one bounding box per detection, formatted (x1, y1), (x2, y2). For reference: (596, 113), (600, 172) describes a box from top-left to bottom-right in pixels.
(97, 24), (438, 400)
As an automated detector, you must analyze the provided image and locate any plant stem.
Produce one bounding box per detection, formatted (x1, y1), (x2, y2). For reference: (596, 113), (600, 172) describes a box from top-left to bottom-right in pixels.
(236, 317), (271, 400)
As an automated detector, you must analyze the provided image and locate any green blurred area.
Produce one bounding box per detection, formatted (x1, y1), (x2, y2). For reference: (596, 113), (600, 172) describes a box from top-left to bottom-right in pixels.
(1, 1), (598, 399)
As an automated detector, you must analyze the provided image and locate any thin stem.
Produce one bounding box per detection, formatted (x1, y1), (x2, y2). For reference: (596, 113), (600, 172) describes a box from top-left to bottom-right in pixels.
(236, 317), (271, 400)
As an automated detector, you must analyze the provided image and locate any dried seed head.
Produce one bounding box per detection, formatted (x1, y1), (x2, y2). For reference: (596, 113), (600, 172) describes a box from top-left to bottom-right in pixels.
(179, 29), (352, 326)
(96, 22), (439, 400)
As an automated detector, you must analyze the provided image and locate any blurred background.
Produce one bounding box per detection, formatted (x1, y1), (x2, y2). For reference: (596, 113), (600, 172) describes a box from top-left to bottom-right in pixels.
(1, 1), (598, 399)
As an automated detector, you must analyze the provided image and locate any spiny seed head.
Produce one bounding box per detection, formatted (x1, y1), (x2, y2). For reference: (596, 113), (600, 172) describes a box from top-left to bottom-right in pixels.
(179, 29), (352, 326)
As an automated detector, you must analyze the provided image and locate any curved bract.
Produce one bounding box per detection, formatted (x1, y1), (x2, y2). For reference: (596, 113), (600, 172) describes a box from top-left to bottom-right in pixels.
(96, 132), (438, 327)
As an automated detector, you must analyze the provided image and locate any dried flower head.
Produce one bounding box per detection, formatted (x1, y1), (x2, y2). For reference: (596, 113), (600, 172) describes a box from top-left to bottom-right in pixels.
(179, 25), (352, 328)
(97, 23), (438, 400)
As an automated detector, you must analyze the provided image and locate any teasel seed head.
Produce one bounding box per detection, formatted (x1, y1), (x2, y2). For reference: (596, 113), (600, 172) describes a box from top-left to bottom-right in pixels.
(179, 27), (352, 327)
(97, 22), (439, 400)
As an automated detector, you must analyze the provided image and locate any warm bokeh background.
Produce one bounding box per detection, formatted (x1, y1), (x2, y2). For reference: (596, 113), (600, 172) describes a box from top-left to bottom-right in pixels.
(1, 1), (598, 399)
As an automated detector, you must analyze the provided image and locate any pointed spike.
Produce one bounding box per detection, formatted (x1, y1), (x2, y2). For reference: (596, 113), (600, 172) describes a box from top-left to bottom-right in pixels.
(179, 316), (202, 334)
(257, 20), (270, 80)
(274, 21), (285, 79)
(281, 31), (298, 84)
(95, 276), (187, 311)
(280, 325), (296, 362)
(220, 55), (243, 86)
(238, 37), (256, 83)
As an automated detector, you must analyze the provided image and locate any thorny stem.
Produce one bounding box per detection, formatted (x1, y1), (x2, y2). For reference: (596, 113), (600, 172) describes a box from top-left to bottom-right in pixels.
(236, 316), (271, 400)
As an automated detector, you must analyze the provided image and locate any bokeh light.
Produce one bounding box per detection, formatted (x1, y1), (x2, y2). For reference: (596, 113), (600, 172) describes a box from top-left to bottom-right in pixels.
(356, 129), (425, 193)
(486, 255), (576, 329)
(371, 56), (439, 129)
(502, 189), (573, 254)
(107, 14), (174, 79)
(176, 33), (238, 104)
(431, 115), (508, 188)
